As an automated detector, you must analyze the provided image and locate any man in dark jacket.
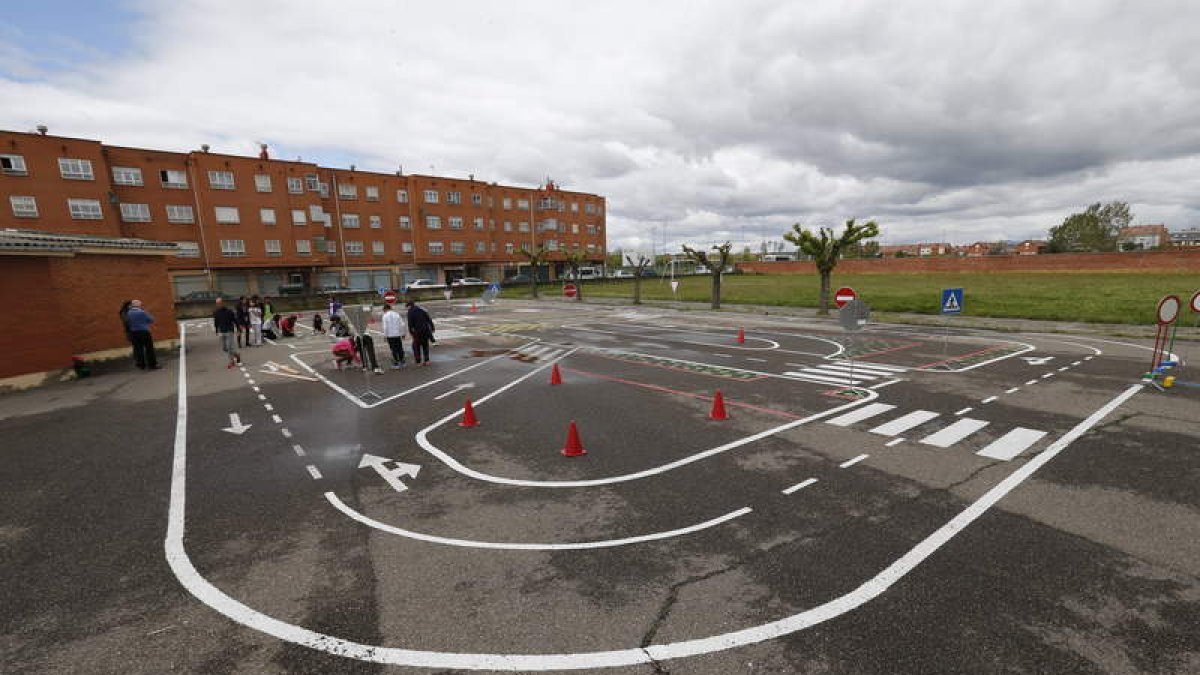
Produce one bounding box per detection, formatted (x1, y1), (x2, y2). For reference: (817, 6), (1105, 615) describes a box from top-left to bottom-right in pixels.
(213, 298), (242, 369)
(405, 300), (435, 366)
(125, 300), (159, 370)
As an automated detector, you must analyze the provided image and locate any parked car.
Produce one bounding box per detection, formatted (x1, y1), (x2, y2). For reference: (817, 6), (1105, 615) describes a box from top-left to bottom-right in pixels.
(607, 269), (635, 279)
(405, 279), (445, 291)
(693, 265), (711, 275)
(451, 277), (487, 287)
(179, 290), (231, 303)
(502, 274), (532, 285)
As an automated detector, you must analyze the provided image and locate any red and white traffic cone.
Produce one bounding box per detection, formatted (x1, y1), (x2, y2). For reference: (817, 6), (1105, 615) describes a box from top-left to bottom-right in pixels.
(459, 398), (480, 427)
(709, 390), (729, 420)
(560, 420), (587, 456)
(470, 301), (477, 313)
(550, 363), (563, 385)
(737, 327), (745, 344)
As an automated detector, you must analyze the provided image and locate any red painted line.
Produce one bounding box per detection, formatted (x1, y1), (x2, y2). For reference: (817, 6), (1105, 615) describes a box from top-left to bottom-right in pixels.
(593, 352), (768, 381)
(854, 341), (923, 359)
(561, 367), (802, 419)
(916, 344), (1009, 369)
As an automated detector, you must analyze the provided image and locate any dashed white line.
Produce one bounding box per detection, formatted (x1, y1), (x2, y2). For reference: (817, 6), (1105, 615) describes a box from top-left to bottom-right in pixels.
(1071, 361), (1082, 366)
(840, 454), (869, 468)
(981, 396), (998, 404)
(885, 438), (906, 447)
(712, 353), (733, 358)
(247, 379), (256, 385)
(271, 414), (282, 424)
(954, 407), (973, 416)
(264, 403), (273, 411)
(868, 379), (904, 390)
(1085, 356), (1095, 361)
(1041, 372), (1054, 379)
(1005, 387), (1020, 394)
(252, 386), (260, 393)
(1057, 366), (1069, 372)
(782, 477), (819, 495)
(292, 444), (305, 457)
(746, 357), (767, 363)
(1025, 379), (1038, 386)
(280, 428), (292, 438)
(257, 394), (266, 401)
(306, 465), (323, 480)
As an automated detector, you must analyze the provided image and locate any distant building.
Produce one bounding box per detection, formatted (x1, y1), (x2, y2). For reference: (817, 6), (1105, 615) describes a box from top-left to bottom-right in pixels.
(965, 241), (1009, 257)
(1170, 228), (1200, 248)
(1117, 224), (1170, 250)
(1014, 239), (1047, 255)
(879, 242), (951, 257)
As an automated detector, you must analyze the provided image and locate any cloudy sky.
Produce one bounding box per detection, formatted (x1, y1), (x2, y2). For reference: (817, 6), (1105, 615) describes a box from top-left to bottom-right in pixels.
(3, 0), (1199, 254)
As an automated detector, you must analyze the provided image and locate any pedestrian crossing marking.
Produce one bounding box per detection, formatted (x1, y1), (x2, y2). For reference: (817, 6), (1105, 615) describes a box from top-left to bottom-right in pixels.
(976, 427), (1047, 461)
(479, 322), (544, 334)
(869, 410), (940, 436)
(919, 418), (990, 448)
(826, 403), (897, 427)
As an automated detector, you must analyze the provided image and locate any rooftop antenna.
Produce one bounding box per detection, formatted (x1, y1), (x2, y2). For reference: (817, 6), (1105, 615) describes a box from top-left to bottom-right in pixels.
(36, 124), (48, 135)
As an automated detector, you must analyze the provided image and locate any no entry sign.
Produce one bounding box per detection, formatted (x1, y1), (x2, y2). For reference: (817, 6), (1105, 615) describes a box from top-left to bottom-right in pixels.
(563, 283), (578, 298)
(834, 286), (857, 308)
(1156, 295), (1181, 325)
(383, 290), (398, 305)
(1191, 290), (1200, 314)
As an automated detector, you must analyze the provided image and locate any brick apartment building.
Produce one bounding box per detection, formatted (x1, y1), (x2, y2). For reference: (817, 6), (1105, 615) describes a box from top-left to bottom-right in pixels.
(0, 128), (607, 299)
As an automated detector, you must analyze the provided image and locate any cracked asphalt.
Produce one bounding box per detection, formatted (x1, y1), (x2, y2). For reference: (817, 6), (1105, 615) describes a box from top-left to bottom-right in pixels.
(2, 299), (1198, 674)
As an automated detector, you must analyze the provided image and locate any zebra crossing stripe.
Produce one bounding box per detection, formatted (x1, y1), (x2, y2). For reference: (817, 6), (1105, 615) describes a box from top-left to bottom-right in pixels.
(812, 365), (882, 379)
(826, 403), (897, 427)
(825, 361), (909, 374)
(977, 427), (1047, 461)
(919, 418), (990, 448)
(785, 371), (868, 386)
(869, 410), (940, 436)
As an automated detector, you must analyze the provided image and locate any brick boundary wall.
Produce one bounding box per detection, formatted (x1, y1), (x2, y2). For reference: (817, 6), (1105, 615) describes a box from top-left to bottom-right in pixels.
(737, 249), (1200, 275)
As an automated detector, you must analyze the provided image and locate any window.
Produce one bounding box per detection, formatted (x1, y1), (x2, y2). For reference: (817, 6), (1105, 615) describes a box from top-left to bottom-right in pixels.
(545, 240), (559, 251)
(571, 202), (579, 213)
(587, 224), (597, 235)
(503, 221), (512, 232)
(264, 239), (282, 256)
(208, 170), (235, 190)
(68, 198), (103, 219)
(426, 215), (441, 229)
(1, 154), (28, 175)
(295, 239), (311, 256)
(516, 198), (529, 209)
(345, 241), (364, 256)
(471, 193), (482, 206)
(475, 241), (487, 253)
(449, 216), (463, 230)
(505, 242), (515, 254)
(585, 203), (596, 214)
(474, 217), (484, 231)
(401, 242), (413, 253)
(254, 174), (272, 192)
(219, 239), (246, 256)
(365, 186), (379, 201)
(10, 196), (37, 217)
(428, 241), (444, 255)
(446, 191), (461, 204)
(58, 158), (95, 180)
(119, 203), (151, 222)
(450, 241), (465, 255)
(175, 242), (200, 258)
(260, 208), (277, 225)
(341, 213), (360, 228)
(287, 176), (303, 194)
(160, 169), (187, 188)
(587, 243), (597, 252)
(167, 205), (194, 223)
(502, 198), (512, 210)
(305, 174), (320, 191)
(396, 189), (409, 203)
(372, 240), (385, 255)
(291, 209), (307, 225)
(398, 216), (411, 229)
(369, 215), (381, 229)
(571, 223), (579, 234)
(319, 182), (330, 198)
(423, 190), (439, 203)
(518, 221), (530, 232)
(338, 183), (357, 199)
(112, 167), (143, 186)
(214, 206), (240, 224)
(326, 240), (337, 254)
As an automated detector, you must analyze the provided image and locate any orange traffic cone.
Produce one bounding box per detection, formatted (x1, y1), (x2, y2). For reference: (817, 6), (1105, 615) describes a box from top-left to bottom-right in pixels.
(709, 390), (729, 420)
(470, 301), (477, 313)
(550, 363), (563, 385)
(737, 327), (745, 344)
(560, 420), (587, 456)
(459, 398), (480, 427)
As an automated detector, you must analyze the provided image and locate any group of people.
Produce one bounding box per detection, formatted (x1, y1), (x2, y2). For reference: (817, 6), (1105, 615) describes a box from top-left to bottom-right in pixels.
(230, 296), (279, 347)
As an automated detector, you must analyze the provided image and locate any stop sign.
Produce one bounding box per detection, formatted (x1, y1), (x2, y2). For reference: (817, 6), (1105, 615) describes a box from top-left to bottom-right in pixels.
(834, 286), (857, 308)
(563, 283), (578, 298)
(383, 290), (398, 305)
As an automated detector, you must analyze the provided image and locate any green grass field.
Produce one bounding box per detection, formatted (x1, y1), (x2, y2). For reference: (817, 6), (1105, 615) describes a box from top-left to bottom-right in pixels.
(564, 272), (1200, 325)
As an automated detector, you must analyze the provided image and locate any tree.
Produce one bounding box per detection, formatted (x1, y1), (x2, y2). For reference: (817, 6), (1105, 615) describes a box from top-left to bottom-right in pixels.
(625, 254), (651, 305)
(563, 250), (588, 302)
(517, 245), (548, 299)
(1047, 201), (1131, 253)
(606, 248), (624, 269)
(681, 241), (734, 309)
(784, 218), (880, 315)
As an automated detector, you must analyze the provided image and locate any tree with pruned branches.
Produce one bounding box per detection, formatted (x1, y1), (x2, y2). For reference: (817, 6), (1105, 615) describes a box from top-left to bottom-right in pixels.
(563, 250), (588, 302)
(681, 241), (734, 309)
(784, 218), (880, 315)
(625, 254), (651, 305)
(517, 245), (548, 299)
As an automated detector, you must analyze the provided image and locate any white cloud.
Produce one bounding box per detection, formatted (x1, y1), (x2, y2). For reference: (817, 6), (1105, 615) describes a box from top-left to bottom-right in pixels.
(4, 0), (1200, 251)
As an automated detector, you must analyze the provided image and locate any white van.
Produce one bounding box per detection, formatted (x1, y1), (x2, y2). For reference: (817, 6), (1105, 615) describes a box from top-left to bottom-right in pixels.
(566, 266), (601, 280)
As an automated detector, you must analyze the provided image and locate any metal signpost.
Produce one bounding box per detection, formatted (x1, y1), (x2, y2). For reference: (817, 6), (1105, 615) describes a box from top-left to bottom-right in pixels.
(482, 282), (500, 304)
(940, 287), (964, 352)
(838, 298), (871, 395)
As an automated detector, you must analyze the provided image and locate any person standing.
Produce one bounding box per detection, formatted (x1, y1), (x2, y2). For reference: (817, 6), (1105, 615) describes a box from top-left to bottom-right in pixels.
(406, 300), (435, 366)
(381, 304), (408, 368)
(212, 297), (242, 369)
(125, 299), (159, 370)
(328, 295), (343, 321)
(118, 299), (134, 355)
(235, 297), (250, 348)
(248, 299), (263, 346)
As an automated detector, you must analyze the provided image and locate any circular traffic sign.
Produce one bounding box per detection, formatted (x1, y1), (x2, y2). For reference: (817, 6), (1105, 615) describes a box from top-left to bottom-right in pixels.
(383, 290), (398, 305)
(563, 283), (578, 298)
(839, 299), (870, 332)
(1191, 290), (1200, 314)
(1156, 294), (1181, 325)
(834, 286), (857, 308)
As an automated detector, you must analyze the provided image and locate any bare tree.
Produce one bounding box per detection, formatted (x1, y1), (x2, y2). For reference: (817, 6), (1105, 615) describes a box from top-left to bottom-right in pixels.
(784, 218), (880, 315)
(563, 250), (588, 302)
(681, 241), (734, 309)
(517, 245), (548, 299)
(625, 254), (651, 305)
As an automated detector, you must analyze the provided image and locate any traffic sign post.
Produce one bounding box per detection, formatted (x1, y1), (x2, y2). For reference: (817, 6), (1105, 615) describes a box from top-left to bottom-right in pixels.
(1151, 295), (1182, 376)
(834, 286), (857, 309)
(940, 287), (964, 353)
(383, 290), (398, 305)
(838, 299), (871, 396)
(563, 283), (578, 299)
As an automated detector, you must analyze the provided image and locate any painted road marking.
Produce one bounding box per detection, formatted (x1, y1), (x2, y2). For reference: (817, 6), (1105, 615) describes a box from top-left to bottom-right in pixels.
(977, 427), (1049, 461)
(264, 403), (273, 411)
(981, 396), (998, 404)
(306, 465), (322, 480)
(1005, 387), (1020, 394)
(280, 428), (292, 438)
(824, 361), (909, 374)
(919, 419), (990, 448)
(1058, 366), (1070, 372)
(1041, 372), (1055, 379)
(868, 378), (905, 390)
(292, 444), (305, 457)
(782, 477), (819, 495)
(955, 407), (973, 416)
(1025, 379), (1038, 385)
(840, 453), (869, 468)
(712, 353), (734, 358)
(257, 394), (267, 401)
(885, 437), (906, 447)
(1071, 361), (1082, 366)
(826, 403), (896, 427)
(869, 410), (940, 436)
(812, 366), (880, 380)
(271, 414), (282, 424)
(783, 371), (870, 386)
(746, 357), (767, 363)
(252, 386), (260, 392)
(247, 379), (256, 385)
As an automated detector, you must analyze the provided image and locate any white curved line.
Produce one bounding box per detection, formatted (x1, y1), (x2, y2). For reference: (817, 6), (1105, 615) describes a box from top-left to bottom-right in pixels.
(327, 492), (752, 550)
(570, 324), (780, 350)
(168, 323), (1145, 670)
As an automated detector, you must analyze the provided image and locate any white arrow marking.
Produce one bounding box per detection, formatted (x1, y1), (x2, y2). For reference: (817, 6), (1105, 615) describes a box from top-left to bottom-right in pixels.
(1021, 356), (1055, 365)
(433, 382), (476, 400)
(263, 361), (280, 373)
(222, 413), (252, 435)
(358, 454), (422, 492)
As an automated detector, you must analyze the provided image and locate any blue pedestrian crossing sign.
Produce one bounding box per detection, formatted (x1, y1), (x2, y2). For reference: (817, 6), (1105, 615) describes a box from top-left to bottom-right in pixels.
(941, 287), (964, 315)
